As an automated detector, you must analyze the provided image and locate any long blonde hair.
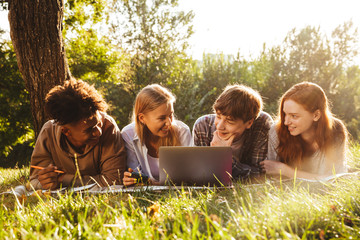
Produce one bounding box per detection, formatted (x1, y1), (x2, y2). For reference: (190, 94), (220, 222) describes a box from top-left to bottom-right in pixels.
(133, 84), (181, 147)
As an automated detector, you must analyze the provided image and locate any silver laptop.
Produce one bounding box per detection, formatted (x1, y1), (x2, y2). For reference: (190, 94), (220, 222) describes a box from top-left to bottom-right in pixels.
(159, 146), (233, 186)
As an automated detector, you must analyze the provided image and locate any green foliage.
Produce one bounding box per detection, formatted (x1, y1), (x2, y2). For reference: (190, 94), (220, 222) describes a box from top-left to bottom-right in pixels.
(111, 0), (194, 88)
(64, 0), (109, 35)
(91, 0), (196, 127)
(0, 31), (33, 164)
(67, 29), (132, 84)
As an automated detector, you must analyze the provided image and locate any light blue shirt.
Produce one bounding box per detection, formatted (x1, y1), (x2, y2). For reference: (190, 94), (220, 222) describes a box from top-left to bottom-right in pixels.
(121, 120), (193, 180)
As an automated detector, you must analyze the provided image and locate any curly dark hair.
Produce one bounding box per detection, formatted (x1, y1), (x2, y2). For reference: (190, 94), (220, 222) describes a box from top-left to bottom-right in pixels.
(45, 78), (108, 125)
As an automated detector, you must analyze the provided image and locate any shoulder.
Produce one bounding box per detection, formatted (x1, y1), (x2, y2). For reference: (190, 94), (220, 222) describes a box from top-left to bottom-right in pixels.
(101, 112), (122, 140)
(41, 120), (56, 130)
(268, 123), (279, 140)
(34, 120), (61, 149)
(332, 118), (346, 134)
(331, 117), (347, 145)
(193, 114), (215, 129)
(102, 112), (120, 132)
(174, 120), (192, 146)
(249, 111), (274, 134)
(174, 120), (190, 132)
(174, 120), (191, 138)
(254, 111), (274, 128)
(121, 122), (136, 141)
(38, 120), (59, 137)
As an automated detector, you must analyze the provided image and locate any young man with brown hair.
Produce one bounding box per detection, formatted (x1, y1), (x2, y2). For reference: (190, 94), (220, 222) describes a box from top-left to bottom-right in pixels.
(29, 78), (127, 190)
(193, 85), (273, 179)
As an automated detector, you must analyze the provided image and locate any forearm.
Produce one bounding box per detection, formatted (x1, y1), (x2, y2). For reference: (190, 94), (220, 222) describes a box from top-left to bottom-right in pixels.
(280, 166), (328, 180)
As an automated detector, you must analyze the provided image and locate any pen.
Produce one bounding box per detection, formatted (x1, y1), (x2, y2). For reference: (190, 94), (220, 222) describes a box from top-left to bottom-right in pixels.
(30, 165), (65, 174)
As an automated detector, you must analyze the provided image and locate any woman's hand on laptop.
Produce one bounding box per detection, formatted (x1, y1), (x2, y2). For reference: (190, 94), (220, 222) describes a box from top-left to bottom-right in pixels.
(211, 130), (235, 146)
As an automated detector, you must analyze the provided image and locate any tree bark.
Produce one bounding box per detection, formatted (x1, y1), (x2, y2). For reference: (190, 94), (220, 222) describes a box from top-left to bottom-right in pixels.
(8, 0), (71, 138)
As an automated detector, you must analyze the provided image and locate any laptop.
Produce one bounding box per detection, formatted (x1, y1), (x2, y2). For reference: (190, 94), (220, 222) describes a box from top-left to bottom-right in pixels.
(159, 146), (233, 186)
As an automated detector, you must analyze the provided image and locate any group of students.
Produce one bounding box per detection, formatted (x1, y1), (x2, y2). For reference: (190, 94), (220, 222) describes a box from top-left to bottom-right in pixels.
(29, 78), (348, 190)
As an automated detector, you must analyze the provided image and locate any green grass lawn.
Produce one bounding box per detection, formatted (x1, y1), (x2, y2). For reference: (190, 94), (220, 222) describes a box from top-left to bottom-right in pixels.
(1, 144), (360, 239)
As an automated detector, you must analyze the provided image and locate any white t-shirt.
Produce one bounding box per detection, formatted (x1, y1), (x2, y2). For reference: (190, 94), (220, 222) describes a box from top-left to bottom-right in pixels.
(147, 153), (159, 180)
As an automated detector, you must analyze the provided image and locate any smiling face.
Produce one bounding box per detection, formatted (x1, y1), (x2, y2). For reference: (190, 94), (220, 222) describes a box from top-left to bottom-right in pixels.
(139, 102), (174, 138)
(214, 111), (253, 141)
(283, 99), (320, 140)
(62, 111), (104, 149)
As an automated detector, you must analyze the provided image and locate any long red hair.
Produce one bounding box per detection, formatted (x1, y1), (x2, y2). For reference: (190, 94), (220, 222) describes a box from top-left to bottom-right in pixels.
(276, 82), (347, 166)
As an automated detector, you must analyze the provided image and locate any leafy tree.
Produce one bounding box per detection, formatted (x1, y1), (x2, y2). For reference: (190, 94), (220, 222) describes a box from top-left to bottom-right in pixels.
(102, 0), (196, 127)
(66, 29), (132, 84)
(193, 54), (235, 117)
(63, 0), (108, 35)
(110, 0), (194, 90)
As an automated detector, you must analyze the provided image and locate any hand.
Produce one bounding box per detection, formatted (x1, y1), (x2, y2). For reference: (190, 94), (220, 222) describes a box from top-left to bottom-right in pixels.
(148, 179), (160, 186)
(260, 160), (291, 176)
(123, 168), (137, 186)
(37, 164), (62, 190)
(210, 130), (235, 146)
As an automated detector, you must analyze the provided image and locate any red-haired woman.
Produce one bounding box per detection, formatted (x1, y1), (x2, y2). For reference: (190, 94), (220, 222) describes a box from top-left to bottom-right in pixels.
(260, 82), (348, 180)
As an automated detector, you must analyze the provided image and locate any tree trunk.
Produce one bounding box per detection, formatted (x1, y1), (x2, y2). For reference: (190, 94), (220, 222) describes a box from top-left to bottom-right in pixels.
(8, 0), (71, 138)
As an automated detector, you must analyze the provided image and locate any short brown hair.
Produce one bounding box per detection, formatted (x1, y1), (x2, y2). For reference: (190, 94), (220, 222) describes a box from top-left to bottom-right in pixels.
(213, 85), (262, 122)
(45, 78), (108, 125)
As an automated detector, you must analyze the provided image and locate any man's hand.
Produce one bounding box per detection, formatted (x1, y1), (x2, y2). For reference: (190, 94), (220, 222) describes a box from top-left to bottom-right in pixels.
(210, 130), (235, 146)
(37, 164), (62, 190)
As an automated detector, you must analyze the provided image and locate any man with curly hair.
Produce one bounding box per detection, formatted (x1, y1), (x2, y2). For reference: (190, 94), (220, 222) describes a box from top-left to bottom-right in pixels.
(29, 78), (126, 190)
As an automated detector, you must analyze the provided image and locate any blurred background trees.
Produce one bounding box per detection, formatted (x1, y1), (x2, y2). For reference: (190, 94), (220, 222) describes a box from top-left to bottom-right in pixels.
(0, 0), (359, 167)
(0, 31), (33, 167)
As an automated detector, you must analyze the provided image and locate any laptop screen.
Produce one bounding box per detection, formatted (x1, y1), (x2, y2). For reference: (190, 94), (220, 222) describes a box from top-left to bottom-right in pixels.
(159, 146), (232, 186)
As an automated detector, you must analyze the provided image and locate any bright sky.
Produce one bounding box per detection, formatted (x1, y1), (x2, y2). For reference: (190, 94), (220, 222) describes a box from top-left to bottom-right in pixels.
(1, 0), (360, 63)
(179, 0), (360, 63)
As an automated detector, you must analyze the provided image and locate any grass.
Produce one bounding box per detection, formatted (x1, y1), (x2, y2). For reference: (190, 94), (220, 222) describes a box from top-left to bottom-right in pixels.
(1, 144), (360, 239)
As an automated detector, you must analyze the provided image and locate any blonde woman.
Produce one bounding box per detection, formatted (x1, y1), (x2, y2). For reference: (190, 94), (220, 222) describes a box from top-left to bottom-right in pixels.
(121, 84), (192, 186)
